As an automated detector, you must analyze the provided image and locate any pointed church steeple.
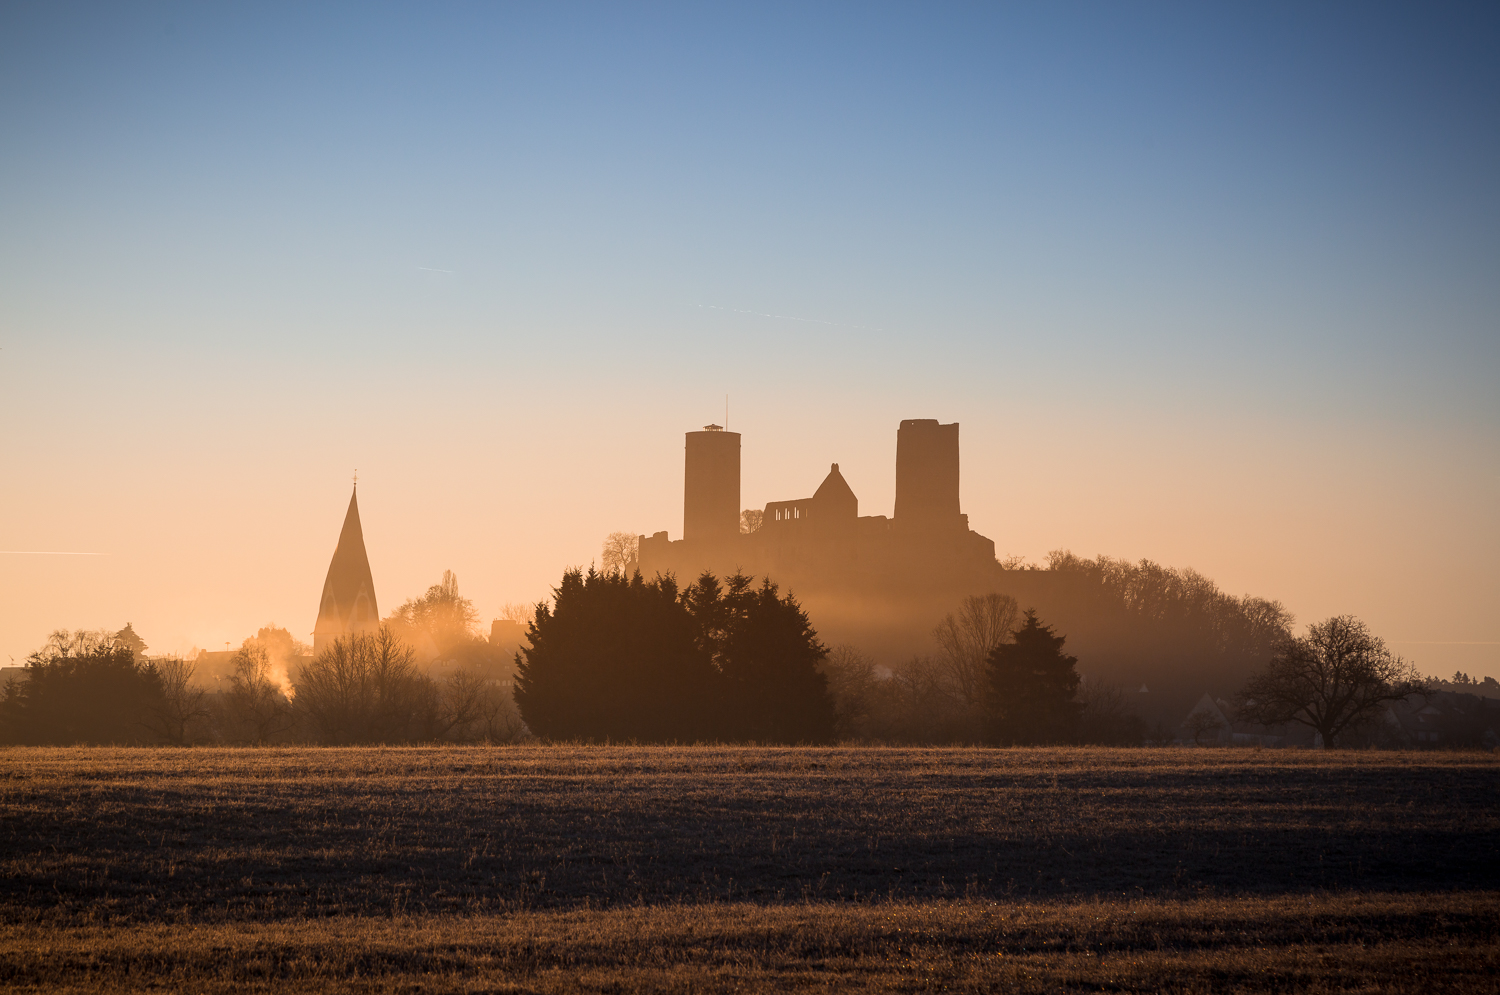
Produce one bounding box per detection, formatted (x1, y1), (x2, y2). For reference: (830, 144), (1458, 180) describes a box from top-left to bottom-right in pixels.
(313, 485), (380, 655)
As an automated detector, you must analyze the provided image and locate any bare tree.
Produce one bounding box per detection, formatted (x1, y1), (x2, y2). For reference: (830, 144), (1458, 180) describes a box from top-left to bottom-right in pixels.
(293, 626), (432, 744)
(601, 532), (639, 575)
(225, 644), (293, 743)
(879, 655), (968, 741)
(498, 602), (537, 625)
(433, 670), (527, 742)
(933, 593), (1020, 708)
(819, 645), (877, 738)
(1238, 615), (1431, 748)
(1182, 706), (1227, 746)
(147, 657), (207, 745)
(740, 509), (764, 534)
(1077, 681), (1146, 745)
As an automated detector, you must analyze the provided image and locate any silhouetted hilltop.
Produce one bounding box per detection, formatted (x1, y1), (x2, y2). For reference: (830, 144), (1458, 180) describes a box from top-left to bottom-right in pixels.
(638, 419), (1289, 722)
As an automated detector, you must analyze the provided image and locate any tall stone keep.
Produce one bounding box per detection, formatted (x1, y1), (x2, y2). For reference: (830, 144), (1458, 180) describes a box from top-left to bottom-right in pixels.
(683, 424), (740, 543)
(313, 486), (380, 655)
(894, 419), (962, 530)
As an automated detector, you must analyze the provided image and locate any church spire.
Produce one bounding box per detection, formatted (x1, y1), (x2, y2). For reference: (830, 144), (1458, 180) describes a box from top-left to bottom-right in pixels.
(313, 485), (380, 655)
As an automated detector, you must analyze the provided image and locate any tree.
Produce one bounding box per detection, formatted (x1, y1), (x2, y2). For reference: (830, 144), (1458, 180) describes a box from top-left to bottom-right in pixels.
(933, 593), (1020, 709)
(740, 509), (764, 534)
(1037, 551), (1294, 715)
(873, 655), (970, 743)
(387, 570), (483, 663)
(147, 657), (207, 745)
(113, 623), (148, 661)
(294, 626), (436, 743)
(1182, 704), (1227, 746)
(983, 609), (1081, 744)
(1238, 615), (1431, 748)
(0, 630), (165, 744)
(224, 644), (293, 743)
(600, 533), (639, 575)
(498, 602), (537, 625)
(683, 572), (834, 743)
(514, 569), (718, 742)
(820, 645), (877, 739)
(1077, 681), (1146, 745)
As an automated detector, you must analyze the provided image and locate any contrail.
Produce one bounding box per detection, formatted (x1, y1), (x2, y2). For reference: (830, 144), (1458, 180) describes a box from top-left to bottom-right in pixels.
(0, 551), (105, 556)
(417, 266), (455, 274)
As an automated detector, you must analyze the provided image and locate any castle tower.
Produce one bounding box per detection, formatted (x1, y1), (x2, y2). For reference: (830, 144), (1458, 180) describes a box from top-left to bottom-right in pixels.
(894, 419), (962, 530)
(683, 424), (740, 543)
(312, 485), (380, 655)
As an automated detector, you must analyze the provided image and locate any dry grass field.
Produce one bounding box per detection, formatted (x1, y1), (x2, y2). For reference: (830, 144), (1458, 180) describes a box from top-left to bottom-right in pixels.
(2, 745), (1497, 991)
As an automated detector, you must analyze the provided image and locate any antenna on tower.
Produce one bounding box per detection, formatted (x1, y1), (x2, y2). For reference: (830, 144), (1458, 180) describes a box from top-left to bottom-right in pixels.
(353, 469), (358, 489)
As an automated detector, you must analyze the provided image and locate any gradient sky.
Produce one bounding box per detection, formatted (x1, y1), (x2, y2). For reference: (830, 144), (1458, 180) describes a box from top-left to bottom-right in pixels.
(2, 3), (1496, 678)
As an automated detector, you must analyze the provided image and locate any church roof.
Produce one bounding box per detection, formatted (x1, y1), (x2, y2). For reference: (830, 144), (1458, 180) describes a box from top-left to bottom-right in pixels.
(314, 487), (379, 643)
(813, 463), (858, 517)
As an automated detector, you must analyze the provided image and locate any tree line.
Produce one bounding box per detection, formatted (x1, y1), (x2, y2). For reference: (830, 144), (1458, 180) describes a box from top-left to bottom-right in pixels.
(1, 566), (1439, 748)
(0, 574), (525, 746)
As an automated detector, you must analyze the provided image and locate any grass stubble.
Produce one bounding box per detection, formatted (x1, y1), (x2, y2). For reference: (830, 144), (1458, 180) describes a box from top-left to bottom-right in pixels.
(1, 745), (1496, 992)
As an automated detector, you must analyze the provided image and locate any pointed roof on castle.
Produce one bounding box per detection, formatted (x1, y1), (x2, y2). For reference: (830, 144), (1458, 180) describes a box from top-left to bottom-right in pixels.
(813, 462), (858, 518)
(313, 486), (379, 651)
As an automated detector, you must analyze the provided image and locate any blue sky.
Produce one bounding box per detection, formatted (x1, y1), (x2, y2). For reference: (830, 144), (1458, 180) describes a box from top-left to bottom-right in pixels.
(1, 2), (1496, 675)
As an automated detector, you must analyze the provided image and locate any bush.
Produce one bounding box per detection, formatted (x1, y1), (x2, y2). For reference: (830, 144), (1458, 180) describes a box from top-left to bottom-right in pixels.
(0, 631), (167, 744)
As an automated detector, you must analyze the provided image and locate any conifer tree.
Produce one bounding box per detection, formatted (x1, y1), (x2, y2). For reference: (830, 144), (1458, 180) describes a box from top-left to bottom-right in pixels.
(513, 569), (718, 742)
(686, 572), (834, 743)
(983, 609), (1081, 744)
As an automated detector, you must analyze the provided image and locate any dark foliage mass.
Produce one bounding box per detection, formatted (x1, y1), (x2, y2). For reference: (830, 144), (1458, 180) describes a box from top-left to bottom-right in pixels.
(514, 570), (718, 742)
(984, 609), (1082, 744)
(0, 632), (175, 745)
(1031, 552), (1294, 718)
(515, 568), (834, 743)
(686, 573), (835, 742)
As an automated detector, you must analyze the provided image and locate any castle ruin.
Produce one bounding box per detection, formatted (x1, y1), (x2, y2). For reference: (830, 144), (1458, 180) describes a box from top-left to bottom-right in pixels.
(637, 419), (1008, 661)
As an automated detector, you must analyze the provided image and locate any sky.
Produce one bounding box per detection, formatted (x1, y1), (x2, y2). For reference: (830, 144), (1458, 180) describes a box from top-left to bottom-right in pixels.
(1, 2), (1496, 678)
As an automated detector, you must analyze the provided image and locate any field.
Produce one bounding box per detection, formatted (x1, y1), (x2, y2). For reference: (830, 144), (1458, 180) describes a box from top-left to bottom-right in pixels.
(2, 745), (1497, 992)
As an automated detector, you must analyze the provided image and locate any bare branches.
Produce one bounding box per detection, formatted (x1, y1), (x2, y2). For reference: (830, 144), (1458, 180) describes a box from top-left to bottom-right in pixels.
(601, 533), (639, 576)
(1238, 615), (1433, 747)
(225, 645), (293, 744)
(933, 593), (1019, 708)
(293, 626), (426, 744)
(146, 657), (207, 745)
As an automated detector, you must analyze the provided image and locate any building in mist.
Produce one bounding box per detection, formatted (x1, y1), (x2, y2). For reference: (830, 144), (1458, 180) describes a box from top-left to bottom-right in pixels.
(637, 419), (1003, 662)
(312, 486), (380, 655)
(634, 419), (1309, 725)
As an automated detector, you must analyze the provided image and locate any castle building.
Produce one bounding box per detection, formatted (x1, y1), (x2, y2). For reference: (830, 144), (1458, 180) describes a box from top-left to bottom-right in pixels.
(637, 419), (1004, 661)
(312, 486), (380, 655)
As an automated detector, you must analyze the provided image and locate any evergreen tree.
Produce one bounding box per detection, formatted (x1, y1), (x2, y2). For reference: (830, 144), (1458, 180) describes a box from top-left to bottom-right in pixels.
(513, 569), (718, 742)
(113, 622), (148, 661)
(983, 609), (1081, 744)
(685, 572), (835, 743)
